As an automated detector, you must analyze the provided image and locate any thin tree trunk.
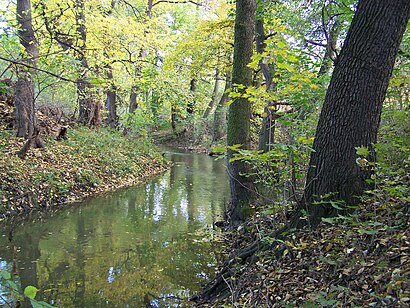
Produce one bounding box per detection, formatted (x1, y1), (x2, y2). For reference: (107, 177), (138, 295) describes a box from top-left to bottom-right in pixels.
(203, 69), (222, 119)
(213, 75), (230, 142)
(76, 0), (100, 127)
(255, 18), (278, 152)
(227, 0), (256, 223)
(105, 67), (118, 128)
(318, 17), (341, 76)
(302, 0), (410, 228)
(171, 105), (177, 130)
(129, 85), (138, 114)
(187, 78), (196, 115)
(104, 1), (118, 129)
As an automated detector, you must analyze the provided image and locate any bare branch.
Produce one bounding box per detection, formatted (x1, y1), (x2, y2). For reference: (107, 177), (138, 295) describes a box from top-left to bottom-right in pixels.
(152, 0), (203, 8)
(305, 39), (326, 47)
(0, 55), (77, 83)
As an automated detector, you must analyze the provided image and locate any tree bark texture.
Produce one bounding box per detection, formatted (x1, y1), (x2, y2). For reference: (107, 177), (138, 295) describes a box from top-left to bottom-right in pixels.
(15, 0), (38, 138)
(227, 0), (256, 222)
(303, 0), (410, 227)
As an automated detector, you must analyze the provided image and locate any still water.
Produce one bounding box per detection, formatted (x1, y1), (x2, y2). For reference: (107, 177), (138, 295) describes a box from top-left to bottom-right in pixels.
(0, 150), (230, 307)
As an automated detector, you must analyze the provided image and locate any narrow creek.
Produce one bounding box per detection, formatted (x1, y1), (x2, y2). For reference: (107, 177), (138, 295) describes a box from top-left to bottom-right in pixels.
(0, 150), (230, 307)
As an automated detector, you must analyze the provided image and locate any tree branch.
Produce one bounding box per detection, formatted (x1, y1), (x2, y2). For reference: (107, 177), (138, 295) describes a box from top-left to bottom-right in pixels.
(305, 39), (327, 48)
(152, 0), (203, 8)
(0, 55), (77, 83)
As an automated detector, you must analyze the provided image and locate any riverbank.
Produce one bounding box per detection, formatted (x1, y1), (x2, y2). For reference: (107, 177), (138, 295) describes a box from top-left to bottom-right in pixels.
(194, 177), (410, 307)
(0, 126), (168, 220)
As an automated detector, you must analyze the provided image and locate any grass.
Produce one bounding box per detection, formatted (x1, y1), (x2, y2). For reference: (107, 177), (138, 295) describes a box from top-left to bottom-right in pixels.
(0, 126), (168, 218)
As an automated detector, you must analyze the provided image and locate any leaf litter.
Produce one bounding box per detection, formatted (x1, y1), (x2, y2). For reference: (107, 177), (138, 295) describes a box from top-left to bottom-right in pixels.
(194, 183), (409, 307)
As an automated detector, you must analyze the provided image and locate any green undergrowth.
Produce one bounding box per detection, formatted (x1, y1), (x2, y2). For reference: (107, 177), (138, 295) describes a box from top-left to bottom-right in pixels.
(0, 126), (168, 219)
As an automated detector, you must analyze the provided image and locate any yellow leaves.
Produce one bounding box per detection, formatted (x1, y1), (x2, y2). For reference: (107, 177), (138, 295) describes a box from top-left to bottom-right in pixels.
(285, 240), (309, 251)
(296, 136), (314, 146)
(276, 61), (295, 72)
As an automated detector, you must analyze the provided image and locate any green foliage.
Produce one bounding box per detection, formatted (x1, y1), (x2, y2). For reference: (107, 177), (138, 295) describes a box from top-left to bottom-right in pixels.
(24, 285), (38, 300)
(122, 109), (153, 138)
(377, 108), (410, 176)
(0, 268), (55, 307)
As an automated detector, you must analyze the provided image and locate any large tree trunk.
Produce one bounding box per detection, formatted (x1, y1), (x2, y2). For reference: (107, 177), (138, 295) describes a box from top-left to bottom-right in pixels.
(227, 0), (256, 223)
(15, 0), (38, 138)
(302, 0), (410, 228)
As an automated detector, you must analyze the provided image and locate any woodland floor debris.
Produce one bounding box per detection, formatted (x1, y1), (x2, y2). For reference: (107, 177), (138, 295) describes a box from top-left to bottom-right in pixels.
(0, 126), (168, 219)
(193, 180), (410, 307)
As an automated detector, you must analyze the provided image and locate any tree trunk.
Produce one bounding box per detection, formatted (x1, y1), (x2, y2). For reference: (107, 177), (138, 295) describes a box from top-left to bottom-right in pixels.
(187, 78), (196, 114)
(302, 0), (410, 228)
(203, 69), (222, 119)
(104, 1), (118, 129)
(227, 0), (256, 222)
(129, 85), (138, 114)
(105, 67), (118, 128)
(213, 75), (230, 142)
(171, 105), (177, 130)
(255, 17), (278, 152)
(76, 0), (100, 127)
(318, 17), (341, 76)
(15, 0), (38, 138)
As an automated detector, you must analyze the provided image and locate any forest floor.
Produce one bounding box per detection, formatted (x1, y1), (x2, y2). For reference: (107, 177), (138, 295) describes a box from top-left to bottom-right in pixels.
(193, 178), (410, 307)
(0, 126), (168, 220)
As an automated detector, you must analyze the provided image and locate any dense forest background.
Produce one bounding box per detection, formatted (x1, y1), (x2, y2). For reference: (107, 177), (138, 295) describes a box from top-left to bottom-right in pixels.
(2, 0), (408, 197)
(1, 0), (410, 306)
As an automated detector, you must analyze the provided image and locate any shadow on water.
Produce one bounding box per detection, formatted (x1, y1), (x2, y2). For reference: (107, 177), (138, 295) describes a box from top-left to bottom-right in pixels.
(0, 150), (230, 307)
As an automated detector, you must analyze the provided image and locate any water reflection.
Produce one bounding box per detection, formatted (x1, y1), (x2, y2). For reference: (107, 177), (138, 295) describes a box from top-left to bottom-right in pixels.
(0, 151), (229, 307)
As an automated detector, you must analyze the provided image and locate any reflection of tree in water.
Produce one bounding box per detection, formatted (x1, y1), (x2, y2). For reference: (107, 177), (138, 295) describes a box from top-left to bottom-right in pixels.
(74, 215), (85, 307)
(0, 153), (230, 306)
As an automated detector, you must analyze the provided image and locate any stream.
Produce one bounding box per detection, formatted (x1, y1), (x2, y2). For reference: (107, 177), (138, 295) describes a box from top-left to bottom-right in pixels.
(0, 150), (230, 307)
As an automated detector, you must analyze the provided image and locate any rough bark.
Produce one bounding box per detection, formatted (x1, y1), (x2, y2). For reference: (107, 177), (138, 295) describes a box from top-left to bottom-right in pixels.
(302, 0), (410, 228)
(227, 0), (256, 222)
(15, 0), (38, 138)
